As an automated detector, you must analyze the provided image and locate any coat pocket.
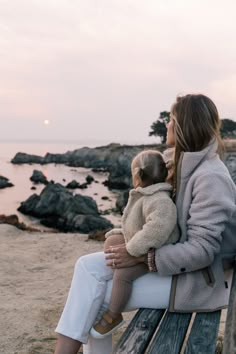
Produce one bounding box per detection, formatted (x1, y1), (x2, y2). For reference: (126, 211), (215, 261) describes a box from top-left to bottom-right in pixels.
(202, 266), (215, 287)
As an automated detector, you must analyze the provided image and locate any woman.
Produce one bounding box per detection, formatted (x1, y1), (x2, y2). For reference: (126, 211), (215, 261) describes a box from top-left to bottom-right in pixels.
(54, 94), (236, 354)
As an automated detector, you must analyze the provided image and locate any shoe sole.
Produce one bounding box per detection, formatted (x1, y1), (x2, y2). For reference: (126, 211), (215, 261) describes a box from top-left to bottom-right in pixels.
(90, 320), (125, 339)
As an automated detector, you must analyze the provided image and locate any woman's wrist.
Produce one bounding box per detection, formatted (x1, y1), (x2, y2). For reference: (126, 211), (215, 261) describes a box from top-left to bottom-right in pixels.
(147, 248), (157, 272)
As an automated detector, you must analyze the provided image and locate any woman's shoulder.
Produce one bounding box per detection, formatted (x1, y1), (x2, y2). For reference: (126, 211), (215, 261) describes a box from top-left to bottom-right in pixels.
(195, 156), (233, 180)
(191, 157), (236, 196)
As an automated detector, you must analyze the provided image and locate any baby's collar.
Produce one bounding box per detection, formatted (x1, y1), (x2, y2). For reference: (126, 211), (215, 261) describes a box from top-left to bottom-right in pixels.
(130, 182), (173, 196)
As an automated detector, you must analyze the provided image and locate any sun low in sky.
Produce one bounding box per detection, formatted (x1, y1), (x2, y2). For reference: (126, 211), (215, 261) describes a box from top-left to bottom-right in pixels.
(44, 120), (50, 126)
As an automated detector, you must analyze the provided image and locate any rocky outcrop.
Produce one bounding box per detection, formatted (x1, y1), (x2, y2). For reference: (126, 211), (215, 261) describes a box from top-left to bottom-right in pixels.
(0, 176), (14, 189)
(30, 170), (48, 185)
(11, 143), (164, 189)
(115, 190), (130, 214)
(18, 183), (113, 233)
(103, 161), (132, 189)
(11, 152), (44, 164)
(11, 143), (236, 192)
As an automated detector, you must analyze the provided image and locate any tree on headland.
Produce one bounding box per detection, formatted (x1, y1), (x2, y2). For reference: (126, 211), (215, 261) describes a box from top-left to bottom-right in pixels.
(149, 113), (236, 143)
(149, 111), (170, 143)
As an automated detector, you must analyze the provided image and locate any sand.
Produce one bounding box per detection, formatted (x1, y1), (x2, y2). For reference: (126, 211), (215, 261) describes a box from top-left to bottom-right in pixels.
(0, 224), (107, 354)
(0, 224), (227, 354)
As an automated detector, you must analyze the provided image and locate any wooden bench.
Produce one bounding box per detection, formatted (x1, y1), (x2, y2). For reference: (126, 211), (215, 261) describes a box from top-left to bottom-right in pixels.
(114, 263), (236, 354)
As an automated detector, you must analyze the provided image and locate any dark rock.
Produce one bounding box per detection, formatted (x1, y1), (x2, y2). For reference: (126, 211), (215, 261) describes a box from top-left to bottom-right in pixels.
(86, 175), (94, 184)
(78, 183), (88, 189)
(11, 153), (44, 164)
(116, 190), (130, 214)
(31, 186), (37, 190)
(0, 176), (14, 189)
(62, 178), (66, 182)
(18, 183), (113, 233)
(66, 180), (80, 189)
(30, 170), (48, 185)
(101, 196), (109, 200)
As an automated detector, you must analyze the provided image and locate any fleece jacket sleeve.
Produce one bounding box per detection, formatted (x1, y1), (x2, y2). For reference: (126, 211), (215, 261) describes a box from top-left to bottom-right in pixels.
(155, 173), (236, 276)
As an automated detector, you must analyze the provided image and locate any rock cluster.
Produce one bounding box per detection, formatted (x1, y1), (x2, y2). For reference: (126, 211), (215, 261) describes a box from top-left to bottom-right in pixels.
(66, 175), (95, 190)
(11, 143), (164, 190)
(10, 143), (236, 233)
(18, 183), (113, 233)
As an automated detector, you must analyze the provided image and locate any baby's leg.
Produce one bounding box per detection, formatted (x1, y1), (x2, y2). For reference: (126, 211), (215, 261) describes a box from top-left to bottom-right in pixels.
(91, 263), (149, 337)
(109, 263), (148, 315)
(103, 234), (125, 252)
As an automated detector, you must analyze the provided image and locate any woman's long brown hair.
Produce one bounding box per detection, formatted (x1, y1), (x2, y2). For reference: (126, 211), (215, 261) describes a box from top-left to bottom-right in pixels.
(171, 94), (223, 191)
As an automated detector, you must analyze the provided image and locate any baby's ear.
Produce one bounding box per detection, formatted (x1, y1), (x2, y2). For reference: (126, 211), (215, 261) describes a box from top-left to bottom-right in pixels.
(133, 167), (140, 176)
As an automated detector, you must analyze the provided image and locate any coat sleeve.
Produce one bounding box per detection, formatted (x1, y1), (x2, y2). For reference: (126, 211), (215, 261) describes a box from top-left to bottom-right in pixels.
(155, 173), (236, 276)
(126, 197), (178, 257)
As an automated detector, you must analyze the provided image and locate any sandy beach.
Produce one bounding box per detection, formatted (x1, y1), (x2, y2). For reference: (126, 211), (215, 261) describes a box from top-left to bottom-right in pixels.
(0, 223), (227, 354)
(0, 224), (110, 354)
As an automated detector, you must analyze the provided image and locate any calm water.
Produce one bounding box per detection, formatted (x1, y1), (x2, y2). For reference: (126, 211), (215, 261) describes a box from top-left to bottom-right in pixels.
(0, 141), (120, 228)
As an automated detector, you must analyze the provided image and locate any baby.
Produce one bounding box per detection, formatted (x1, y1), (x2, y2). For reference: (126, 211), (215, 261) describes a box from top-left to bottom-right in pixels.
(90, 149), (179, 338)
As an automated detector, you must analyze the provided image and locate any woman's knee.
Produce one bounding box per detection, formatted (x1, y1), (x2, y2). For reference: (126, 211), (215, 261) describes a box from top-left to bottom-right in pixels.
(74, 252), (113, 281)
(74, 253), (101, 274)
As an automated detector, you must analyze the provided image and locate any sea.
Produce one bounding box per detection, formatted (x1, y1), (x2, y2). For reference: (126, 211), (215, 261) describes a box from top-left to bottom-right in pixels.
(0, 140), (123, 229)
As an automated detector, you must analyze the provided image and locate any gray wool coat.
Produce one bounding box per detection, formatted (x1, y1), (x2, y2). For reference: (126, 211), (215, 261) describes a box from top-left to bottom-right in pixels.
(105, 183), (179, 257)
(156, 140), (236, 312)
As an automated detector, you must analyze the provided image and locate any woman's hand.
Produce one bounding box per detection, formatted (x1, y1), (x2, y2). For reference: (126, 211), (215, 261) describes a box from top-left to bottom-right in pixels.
(105, 243), (146, 269)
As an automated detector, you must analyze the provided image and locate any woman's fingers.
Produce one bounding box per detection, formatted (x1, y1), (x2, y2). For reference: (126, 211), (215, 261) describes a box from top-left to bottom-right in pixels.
(104, 243), (144, 268)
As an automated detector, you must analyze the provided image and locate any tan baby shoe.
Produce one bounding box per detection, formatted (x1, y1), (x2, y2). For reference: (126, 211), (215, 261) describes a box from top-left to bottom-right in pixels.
(90, 312), (124, 339)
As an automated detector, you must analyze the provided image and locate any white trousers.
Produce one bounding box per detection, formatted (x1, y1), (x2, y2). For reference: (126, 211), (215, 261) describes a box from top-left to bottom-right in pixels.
(55, 252), (172, 354)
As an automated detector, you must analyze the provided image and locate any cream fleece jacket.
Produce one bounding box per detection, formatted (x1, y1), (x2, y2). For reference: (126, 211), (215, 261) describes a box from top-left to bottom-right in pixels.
(106, 183), (179, 257)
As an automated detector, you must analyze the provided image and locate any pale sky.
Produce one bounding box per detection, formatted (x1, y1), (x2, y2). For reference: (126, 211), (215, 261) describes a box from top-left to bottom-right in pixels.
(0, 0), (236, 144)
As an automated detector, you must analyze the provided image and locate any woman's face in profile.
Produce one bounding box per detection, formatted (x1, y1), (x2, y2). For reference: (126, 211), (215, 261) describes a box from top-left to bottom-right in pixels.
(166, 114), (175, 146)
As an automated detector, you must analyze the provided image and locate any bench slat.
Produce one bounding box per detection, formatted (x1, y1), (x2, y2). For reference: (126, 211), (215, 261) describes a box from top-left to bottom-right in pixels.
(184, 311), (221, 354)
(147, 312), (192, 354)
(113, 309), (165, 354)
(222, 266), (236, 354)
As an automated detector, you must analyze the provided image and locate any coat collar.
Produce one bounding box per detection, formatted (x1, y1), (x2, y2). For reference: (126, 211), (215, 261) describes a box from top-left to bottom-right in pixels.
(130, 182), (173, 196)
(180, 139), (218, 179)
